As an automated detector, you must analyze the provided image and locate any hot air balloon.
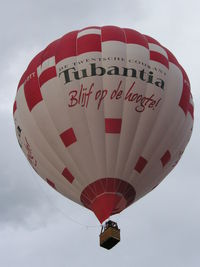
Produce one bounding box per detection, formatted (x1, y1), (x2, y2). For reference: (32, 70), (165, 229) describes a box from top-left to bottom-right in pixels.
(13, 26), (194, 249)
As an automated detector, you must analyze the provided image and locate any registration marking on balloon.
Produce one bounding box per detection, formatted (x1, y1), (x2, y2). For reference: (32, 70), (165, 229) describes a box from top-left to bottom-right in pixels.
(24, 137), (37, 170)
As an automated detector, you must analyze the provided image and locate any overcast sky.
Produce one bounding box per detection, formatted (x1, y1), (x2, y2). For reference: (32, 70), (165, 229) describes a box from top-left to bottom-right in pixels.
(0, 0), (200, 266)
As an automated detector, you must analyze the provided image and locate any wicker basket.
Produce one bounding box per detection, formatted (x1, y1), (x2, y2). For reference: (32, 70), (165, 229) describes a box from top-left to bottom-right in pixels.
(100, 227), (120, 249)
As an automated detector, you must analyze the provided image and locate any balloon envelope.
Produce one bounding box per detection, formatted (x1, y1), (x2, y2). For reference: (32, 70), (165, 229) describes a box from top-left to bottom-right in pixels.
(13, 26), (194, 223)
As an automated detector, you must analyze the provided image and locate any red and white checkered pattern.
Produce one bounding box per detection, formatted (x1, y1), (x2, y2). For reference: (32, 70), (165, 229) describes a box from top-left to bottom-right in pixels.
(13, 26), (194, 222)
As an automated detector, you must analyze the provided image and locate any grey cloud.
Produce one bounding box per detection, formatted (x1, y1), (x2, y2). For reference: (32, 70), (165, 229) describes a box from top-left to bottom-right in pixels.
(0, 111), (58, 229)
(0, 0), (199, 266)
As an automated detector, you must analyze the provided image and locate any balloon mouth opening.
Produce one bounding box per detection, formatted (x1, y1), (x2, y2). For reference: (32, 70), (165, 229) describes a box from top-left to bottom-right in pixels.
(80, 178), (136, 223)
(91, 193), (126, 223)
